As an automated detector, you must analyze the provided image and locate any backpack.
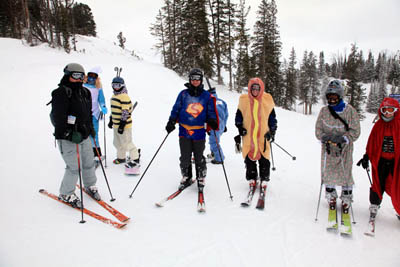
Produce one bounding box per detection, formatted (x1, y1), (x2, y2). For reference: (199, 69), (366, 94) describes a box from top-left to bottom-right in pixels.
(46, 85), (72, 127)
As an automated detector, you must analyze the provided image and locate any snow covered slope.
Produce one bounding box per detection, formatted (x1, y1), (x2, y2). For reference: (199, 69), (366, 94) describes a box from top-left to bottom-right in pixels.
(0, 36), (399, 267)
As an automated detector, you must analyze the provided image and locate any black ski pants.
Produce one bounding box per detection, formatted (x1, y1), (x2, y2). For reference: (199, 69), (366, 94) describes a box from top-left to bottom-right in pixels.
(245, 155), (270, 181)
(179, 137), (206, 179)
(370, 158), (394, 205)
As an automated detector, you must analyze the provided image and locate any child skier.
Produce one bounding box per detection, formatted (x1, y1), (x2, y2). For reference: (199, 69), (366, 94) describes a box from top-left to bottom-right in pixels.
(83, 67), (107, 160)
(207, 87), (228, 164)
(235, 78), (277, 209)
(108, 76), (140, 175)
(315, 80), (361, 234)
(165, 68), (218, 211)
(358, 97), (400, 232)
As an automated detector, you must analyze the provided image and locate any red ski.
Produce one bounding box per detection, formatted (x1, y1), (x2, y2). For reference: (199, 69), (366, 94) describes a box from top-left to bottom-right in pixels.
(39, 189), (126, 229)
(77, 185), (130, 222)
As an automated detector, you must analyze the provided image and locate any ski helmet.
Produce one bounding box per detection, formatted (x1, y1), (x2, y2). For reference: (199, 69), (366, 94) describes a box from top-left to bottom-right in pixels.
(325, 80), (344, 99)
(111, 76), (125, 91)
(189, 68), (203, 83)
(64, 63), (85, 76)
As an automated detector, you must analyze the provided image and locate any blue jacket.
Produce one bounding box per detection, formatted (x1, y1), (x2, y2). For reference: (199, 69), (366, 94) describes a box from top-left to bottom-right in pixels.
(169, 83), (218, 140)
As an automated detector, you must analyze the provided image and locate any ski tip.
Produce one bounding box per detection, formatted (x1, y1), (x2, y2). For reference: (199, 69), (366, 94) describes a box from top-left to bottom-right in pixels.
(155, 202), (163, 208)
(39, 189), (45, 193)
(118, 223), (128, 229)
(364, 232), (375, 237)
(240, 203), (250, 207)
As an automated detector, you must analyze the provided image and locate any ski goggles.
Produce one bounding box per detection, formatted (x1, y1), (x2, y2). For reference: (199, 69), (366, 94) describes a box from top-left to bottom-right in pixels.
(70, 72), (85, 80)
(251, 84), (261, 91)
(380, 106), (398, 115)
(112, 83), (124, 89)
(190, 74), (202, 81)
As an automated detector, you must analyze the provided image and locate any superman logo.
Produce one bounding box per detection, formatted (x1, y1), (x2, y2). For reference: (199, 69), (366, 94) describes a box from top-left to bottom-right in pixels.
(186, 103), (204, 118)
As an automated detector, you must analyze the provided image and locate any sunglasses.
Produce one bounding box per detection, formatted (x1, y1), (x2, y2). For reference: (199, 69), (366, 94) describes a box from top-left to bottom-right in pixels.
(380, 106), (398, 115)
(190, 75), (202, 81)
(112, 83), (124, 89)
(251, 84), (261, 91)
(70, 72), (85, 80)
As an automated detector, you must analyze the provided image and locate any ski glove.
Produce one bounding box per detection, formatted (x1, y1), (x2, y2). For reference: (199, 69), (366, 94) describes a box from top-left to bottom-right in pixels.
(224, 126), (227, 133)
(265, 131), (275, 142)
(237, 125), (247, 136)
(357, 154), (369, 169)
(108, 116), (113, 129)
(165, 120), (176, 133)
(118, 120), (126, 134)
(207, 118), (218, 130)
(70, 131), (83, 144)
(234, 135), (242, 153)
(321, 134), (333, 143)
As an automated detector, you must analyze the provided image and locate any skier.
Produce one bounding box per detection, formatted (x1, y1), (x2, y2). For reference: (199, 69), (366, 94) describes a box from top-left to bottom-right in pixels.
(108, 76), (140, 174)
(83, 67), (107, 160)
(315, 80), (360, 233)
(51, 63), (101, 208)
(207, 87), (228, 164)
(358, 97), (400, 223)
(165, 68), (218, 193)
(235, 78), (277, 207)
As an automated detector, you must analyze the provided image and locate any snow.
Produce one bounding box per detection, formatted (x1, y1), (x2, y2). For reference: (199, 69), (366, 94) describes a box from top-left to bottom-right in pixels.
(1, 36), (399, 267)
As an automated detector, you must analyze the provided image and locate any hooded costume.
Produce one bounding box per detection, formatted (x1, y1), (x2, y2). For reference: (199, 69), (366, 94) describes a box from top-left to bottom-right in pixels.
(366, 97), (400, 215)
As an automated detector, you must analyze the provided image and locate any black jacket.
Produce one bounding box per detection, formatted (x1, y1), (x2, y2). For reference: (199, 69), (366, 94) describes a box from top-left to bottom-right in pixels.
(52, 76), (93, 140)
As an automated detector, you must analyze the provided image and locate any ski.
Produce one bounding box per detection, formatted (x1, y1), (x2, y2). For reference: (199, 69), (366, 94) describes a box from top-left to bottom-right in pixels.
(255, 183), (267, 210)
(77, 185), (130, 223)
(155, 182), (193, 207)
(39, 189), (126, 229)
(326, 203), (338, 232)
(364, 219), (375, 237)
(197, 189), (206, 212)
(340, 204), (352, 236)
(241, 182), (257, 207)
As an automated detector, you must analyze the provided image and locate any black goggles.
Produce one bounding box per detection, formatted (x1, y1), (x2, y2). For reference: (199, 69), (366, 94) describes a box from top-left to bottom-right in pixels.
(112, 83), (124, 89)
(190, 74), (202, 81)
(70, 72), (85, 80)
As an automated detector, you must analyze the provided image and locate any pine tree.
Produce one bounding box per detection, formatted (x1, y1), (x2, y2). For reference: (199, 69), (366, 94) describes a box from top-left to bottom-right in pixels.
(234, 0), (251, 92)
(281, 47), (297, 110)
(251, 0), (282, 104)
(117, 31), (126, 49)
(344, 43), (366, 119)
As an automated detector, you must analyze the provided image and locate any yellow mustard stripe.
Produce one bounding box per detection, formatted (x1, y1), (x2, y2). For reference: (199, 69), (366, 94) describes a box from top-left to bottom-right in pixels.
(180, 123), (204, 130)
(252, 99), (259, 158)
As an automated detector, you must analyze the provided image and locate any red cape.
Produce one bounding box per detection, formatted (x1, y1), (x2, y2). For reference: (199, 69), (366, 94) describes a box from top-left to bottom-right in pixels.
(366, 97), (400, 214)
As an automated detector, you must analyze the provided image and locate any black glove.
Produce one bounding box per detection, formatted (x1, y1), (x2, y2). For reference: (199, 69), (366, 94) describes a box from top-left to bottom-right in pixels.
(357, 154), (369, 169)
(108, 116), (113, 129)
(321, 134), (332, 143)
(70, 131), (83, 144)
(118, 120), (126, 134)
(237, 125), (247, 136)
(234, 135), (242, 153)
(331, 135), (346, 144)
(207, 118), (218, 130)
(265, 131), (275, 142)
(224, 126), (227, 133)
(165, 120), (176, 133)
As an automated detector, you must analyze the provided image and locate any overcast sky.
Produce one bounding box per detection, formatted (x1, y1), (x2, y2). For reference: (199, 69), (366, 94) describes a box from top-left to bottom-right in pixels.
(79, 0), (400, 62)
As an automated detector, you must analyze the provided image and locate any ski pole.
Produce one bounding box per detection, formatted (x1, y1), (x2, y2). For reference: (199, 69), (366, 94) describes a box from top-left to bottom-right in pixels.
(273, 141), (296, 160)
(314, 181), (323, 221)
(129, 133), (170, 198)
(213, 130), (233, 200)
(76, 144), (86, 224)
(270, 142), (276, 171)
(103, 113), (107, 168)
(94, 139), (115, 202)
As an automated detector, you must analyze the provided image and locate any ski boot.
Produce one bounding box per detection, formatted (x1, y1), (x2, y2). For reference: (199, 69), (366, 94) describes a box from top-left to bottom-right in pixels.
(59, 193), (82, 208)
(85, 185), (101, 201)
(179, 176), (194, 190)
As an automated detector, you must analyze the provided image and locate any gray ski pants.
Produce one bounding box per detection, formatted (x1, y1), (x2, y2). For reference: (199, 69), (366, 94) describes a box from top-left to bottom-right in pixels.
(57, 137), (97, 195)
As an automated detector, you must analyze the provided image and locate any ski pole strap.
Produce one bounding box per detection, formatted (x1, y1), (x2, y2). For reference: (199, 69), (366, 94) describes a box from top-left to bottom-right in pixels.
(328, 106), (349, 131)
